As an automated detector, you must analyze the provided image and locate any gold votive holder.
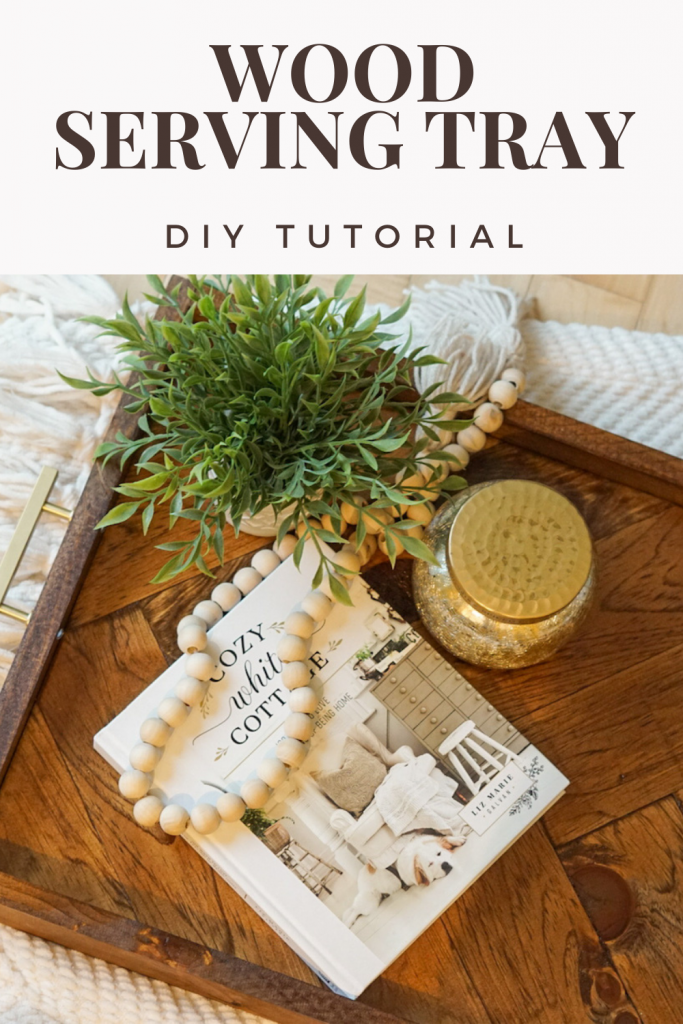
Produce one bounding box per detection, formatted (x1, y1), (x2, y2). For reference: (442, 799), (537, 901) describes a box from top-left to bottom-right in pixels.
(413, 479), (596, 669)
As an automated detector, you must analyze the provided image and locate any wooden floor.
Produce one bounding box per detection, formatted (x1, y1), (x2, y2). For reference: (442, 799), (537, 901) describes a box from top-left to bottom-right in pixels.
(2, 274), (683, 1024)
(106, 273), (683, 334)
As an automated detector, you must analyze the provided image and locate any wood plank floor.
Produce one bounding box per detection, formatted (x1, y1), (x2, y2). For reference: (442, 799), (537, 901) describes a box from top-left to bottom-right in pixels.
(104, 274), (683, 332)
(2, 273), (683, 1024)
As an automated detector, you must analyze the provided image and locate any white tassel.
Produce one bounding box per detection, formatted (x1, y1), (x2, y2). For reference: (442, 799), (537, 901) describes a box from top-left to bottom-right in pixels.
(403, 277), (527, 446)
(411, 277), (526, 408)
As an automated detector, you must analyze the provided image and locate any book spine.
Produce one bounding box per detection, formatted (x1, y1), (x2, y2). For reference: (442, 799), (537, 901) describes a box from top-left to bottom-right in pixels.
(182, 830), (358, 1000)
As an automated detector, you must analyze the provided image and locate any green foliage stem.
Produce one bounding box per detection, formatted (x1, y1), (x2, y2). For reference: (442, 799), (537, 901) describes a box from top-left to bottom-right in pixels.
(62, 274), (468, 586)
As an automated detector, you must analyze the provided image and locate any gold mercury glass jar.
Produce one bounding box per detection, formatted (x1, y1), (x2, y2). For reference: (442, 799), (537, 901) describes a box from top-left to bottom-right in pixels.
(413, 479), (596, 669)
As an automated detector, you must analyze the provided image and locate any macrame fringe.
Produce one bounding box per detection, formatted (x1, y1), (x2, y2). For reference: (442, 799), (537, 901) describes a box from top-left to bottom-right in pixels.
(0, 276), (148, 685)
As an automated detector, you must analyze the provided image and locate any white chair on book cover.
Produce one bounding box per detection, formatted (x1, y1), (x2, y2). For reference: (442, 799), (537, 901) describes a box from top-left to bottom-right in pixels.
(438, 719), (521, 796)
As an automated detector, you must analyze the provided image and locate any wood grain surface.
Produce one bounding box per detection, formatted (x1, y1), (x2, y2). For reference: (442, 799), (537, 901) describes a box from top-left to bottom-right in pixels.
(0, 871), (404, 1024)
(1, 274), (682, 1024)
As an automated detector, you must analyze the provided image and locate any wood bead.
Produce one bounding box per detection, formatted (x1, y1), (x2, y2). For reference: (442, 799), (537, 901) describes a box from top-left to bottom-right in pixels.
(296, 518), (321, 538)
(501, 366), (526, 393)
(334, 549), (361, 574)
(190, 803), (222, 835)
(281, 661), (311, 690)
(399, 471), (427, 492)
(118, 770), (151, 802)
(414, 485), (440, 501)
(474, 401), (504, 433)
(348, 532), (371, 565)
(288, 686), (318, 714)
(193, 600), (223, 627)
(422, 458), (448, 484)
(177, 614), (207, 634)
(251, 548), (281, 576)
(300, 589), (333, 622)
(284, 610), (316, 639)
(257, 758), (289, 788)
(363, 534), (378, 558)
(133, 794), (163, 828)
(233, 566), (262, 595)
(340, 501), (361, 525)
(139, 717), (173, 748)
(158, 696), (190, 728)
(443, 442), (470, 469)
(277, 634), (309, 663)
(241, 779), (271, 809)
(362, 509), (391, 535)
(378, 533), (404, 557)
(174, 676), (207, 707)
(321, 513), (346, 536)
(406, 502), (434, 525)
(405, 523), (424, 541)
(211, 582), (241, 612)
(273, 534), (297, 559)
(276, 737), (308, 768)
(318, 574), (348, 601)
(185, 652), (215, 681)
(129, 742), (162, 773)
(457, 424), (487, 453)
(159, 803), (190, 835)
(488, 379), (519, 410)
(177, 623), (207, 654)
(216, 792), (246, 822)
(284, 712), (315, 742)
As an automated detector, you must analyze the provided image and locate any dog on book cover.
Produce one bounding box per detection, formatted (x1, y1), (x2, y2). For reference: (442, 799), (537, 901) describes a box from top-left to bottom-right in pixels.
(250, 589), (530, 943)
(262, 709), (476, 935)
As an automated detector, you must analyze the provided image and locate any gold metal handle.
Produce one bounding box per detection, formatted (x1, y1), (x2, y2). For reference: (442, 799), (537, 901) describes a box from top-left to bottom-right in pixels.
(0, 467), (73, 625)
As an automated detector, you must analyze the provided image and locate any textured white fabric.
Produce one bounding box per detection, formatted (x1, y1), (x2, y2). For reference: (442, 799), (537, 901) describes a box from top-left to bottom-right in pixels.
(405, 279), (683, 460)
(0, 276), (140, 685)
(0, 924), (270, 1024)
(521, 318), (683, 458)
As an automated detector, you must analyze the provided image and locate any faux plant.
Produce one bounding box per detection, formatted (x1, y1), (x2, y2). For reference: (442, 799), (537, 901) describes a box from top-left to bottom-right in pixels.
(62, 274), (468, 599)
(240, 807), (280, 839)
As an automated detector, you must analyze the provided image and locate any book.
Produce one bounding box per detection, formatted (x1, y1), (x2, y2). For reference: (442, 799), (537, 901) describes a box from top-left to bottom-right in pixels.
(94, 541), (568, 999)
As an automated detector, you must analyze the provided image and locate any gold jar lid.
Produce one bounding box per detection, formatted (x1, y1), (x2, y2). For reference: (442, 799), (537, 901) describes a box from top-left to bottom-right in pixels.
(448, 480), (592, 621)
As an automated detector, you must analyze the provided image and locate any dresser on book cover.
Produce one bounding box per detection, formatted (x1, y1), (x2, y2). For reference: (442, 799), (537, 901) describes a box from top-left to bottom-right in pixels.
(369, 639), (528, 763)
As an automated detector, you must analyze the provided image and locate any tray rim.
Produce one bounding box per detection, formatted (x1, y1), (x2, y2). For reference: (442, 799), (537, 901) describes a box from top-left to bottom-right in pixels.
(1, 279), (681, 1023)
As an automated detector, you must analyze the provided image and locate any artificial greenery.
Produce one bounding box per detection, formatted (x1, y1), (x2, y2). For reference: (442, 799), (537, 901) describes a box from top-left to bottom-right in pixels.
(240, 807), (280, 839)
(61, 274), (468, 597)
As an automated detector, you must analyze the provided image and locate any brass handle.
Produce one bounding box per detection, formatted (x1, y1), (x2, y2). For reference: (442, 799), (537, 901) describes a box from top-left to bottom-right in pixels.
(0, 467), (73, 625)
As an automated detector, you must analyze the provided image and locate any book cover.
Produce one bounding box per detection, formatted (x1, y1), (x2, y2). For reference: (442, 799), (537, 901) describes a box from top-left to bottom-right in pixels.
(95, 541), (568, 998)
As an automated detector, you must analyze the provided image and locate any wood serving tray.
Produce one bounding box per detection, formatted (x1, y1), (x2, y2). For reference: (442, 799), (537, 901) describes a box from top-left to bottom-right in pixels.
(1, 294), (683, 1023)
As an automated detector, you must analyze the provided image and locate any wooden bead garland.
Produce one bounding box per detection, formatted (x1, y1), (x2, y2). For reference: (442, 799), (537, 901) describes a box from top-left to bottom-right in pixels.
(121, 537), (337, 837)
(120, 367), (525, 839)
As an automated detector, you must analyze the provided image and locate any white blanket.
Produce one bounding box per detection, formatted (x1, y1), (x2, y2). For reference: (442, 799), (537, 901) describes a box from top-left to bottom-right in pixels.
(374, 755), (464, 836)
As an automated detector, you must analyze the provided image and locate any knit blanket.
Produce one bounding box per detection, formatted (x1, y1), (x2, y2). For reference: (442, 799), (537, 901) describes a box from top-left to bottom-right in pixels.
(0, 276), (137, 687)
(0, 924), (268, 1024)
(374, 755), (461, 836)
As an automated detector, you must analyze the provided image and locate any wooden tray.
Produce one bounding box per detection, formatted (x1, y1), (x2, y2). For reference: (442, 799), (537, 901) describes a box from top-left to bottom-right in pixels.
(1, 304), (683, 1022)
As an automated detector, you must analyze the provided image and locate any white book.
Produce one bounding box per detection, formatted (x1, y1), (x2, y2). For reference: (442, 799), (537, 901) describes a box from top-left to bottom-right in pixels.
(95, 541), (568, 999)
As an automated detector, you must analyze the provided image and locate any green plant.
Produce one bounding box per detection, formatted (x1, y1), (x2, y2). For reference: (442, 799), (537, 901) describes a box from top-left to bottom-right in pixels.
(355, 645), (373, 662)
(240, 807), (279, 839)
(61, 274), (468, 598)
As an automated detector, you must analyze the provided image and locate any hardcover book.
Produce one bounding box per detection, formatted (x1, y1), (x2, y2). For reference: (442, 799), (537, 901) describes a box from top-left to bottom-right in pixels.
(94, 541), (568, 998)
